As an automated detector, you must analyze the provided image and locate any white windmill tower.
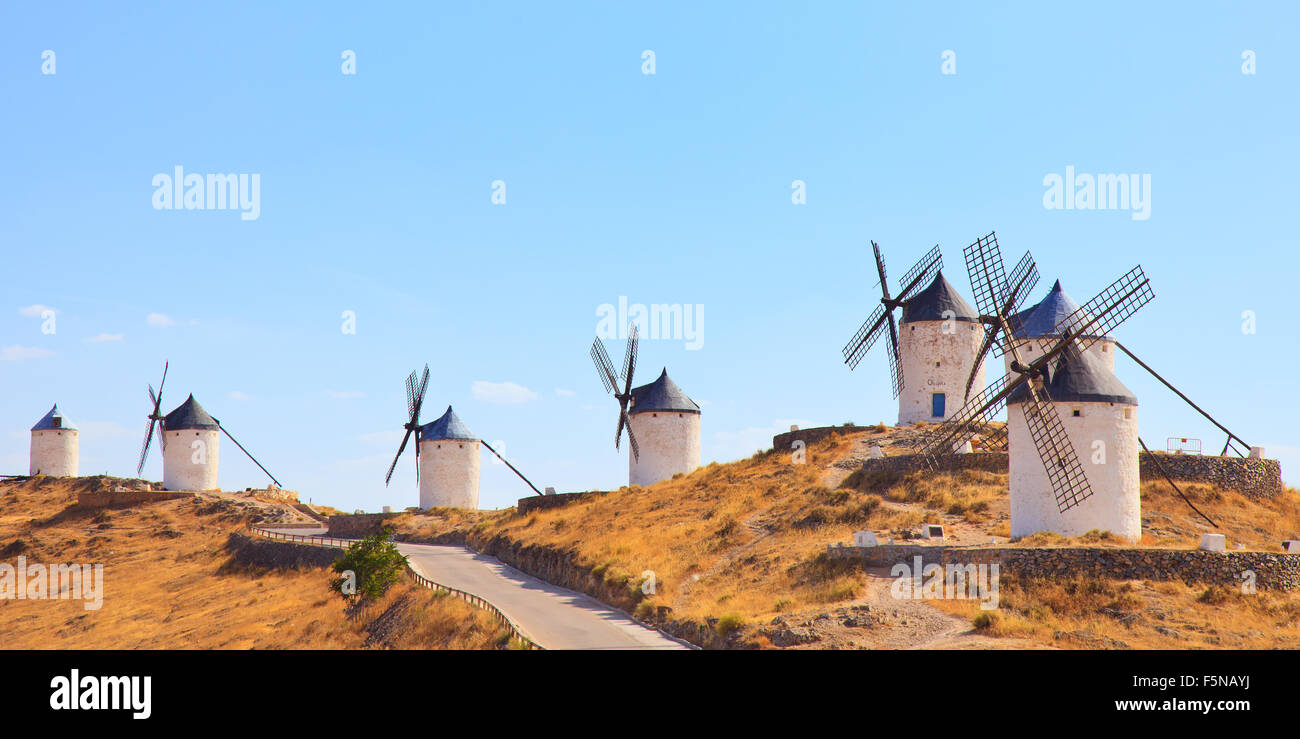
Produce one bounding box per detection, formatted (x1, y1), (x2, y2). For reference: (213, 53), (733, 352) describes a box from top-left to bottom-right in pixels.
(842, 242), (991, 425)
(383, 365), (543, 510)
(136, 362), (281, 491)
(592, 324), (701, 487)
(418, 406), (481, 510)
(160, 395), (222, 491)
(920, 242), (1154, 544)
(30, 404), (78, 477)
(896, 271), (986, 424)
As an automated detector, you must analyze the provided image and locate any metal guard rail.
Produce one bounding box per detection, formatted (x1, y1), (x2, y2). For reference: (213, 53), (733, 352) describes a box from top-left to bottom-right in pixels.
(249, 526), (543, 650)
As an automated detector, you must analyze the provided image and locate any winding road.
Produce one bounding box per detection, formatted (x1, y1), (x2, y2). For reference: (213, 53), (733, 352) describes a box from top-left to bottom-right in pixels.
(265, 528), (690, 650)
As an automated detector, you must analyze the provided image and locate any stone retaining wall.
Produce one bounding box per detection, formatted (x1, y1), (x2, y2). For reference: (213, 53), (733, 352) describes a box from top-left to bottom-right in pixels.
(839, 450), (1281, 499)
(828, 543), (1300, 590)
(1140, 453), (1283, 500)
(327, 513), (402, 538)
(772, 425), (868, 452)
(224, 532), (342, 569)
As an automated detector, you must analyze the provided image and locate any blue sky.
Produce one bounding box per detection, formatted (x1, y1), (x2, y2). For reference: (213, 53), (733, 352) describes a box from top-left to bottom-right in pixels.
(2, 1), (1296, 512)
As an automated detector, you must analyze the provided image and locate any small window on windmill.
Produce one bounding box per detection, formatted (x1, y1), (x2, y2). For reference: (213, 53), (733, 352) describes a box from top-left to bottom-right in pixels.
(1071, 407), (1081, 417)
(52, 418), (62, 429)
(1124, 408), (1133, 420)
(934, 361), (940, 368)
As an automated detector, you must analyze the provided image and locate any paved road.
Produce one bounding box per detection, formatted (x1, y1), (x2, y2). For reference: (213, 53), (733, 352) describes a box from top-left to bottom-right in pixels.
(264, 528), (690, 650)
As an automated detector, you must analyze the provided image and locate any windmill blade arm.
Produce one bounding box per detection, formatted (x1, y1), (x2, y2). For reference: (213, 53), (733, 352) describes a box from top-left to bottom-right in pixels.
(623, 411), (640, 462)
(1044, 265), (1154, 356)
(1019, 391), (1093, 513)
(385, 428), (413, 486)
(480, 440), (544, 496)
(921, 371), (1020, 461)
(886, 313), (903, 399)
(965, 326), (1000, 400)
(621, 323), (639, 396)
(591, 339), (619, 393)
(217, 421), (282, 488)
(896, 244), (943, 302)
(843, 304), (888, 369)
(414, 365), (430, 417)
(404, 370), (418, 419)
(137, 419), (157, 475)
(964, 232), (1010, 319)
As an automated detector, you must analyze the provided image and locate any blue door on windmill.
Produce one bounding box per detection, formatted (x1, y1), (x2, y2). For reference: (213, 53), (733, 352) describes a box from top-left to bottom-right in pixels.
(931, 393), (945, 418)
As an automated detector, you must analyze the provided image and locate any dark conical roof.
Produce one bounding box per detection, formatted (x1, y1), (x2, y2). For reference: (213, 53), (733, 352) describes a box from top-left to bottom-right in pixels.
(32, 404), (76, 431)
(1008, 349), (1137, 406)
(420, 406), (479, 442)
(900, 271), (979, 324)
(1010, 280), (1103, 339)
(164, 394), (219, 430)
(629, 369), (700, 414)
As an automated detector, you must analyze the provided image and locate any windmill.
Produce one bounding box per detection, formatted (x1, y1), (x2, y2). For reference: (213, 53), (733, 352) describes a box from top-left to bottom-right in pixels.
(842, 242), (942, 398)
(591, 322), (640, 462)
(136, 361), (170, 476)
(920, 263), (1154, 515)
(135, 361), (281, 489)
(384, 364), (431, 486)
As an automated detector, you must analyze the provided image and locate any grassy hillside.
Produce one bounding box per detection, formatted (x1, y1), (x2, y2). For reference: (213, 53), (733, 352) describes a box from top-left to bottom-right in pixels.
(386, 426), (1300, 649)
(0, 476), (510, 650)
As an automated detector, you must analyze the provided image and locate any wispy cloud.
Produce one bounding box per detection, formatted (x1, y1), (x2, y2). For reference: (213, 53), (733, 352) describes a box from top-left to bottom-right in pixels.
(555, 388), (576, 398)
(472, 380), (538, 405)
(326, 391), (366, 400)
(146, 312), (178, 328)
(1, 345), (55, 361)
(19, 304), (57, 317)
(227, 391), (251, 401)
(357, 430), (402, 445)
(85, 333), (123, 343)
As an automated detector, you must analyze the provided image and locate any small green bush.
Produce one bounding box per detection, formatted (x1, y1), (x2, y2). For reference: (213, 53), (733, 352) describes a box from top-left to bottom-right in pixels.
(330, 532), (407, 602)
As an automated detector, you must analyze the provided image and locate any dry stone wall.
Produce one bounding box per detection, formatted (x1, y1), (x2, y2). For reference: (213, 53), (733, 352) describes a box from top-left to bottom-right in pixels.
(828, 543), (1300, 590)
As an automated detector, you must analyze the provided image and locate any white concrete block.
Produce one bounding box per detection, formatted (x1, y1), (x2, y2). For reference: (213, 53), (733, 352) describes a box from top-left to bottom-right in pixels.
(1282, 540), (1299, 553)
(789, 425), (799, 432)
(381, 506), (392, 514)
(869, 445), (885, 459)
(922, 524), (945, 540)
(852, 531), (878, 547)
(544, 486), (556, 495)
(1199, 533), (1226, 552)
(1249, 446), (1265, 459)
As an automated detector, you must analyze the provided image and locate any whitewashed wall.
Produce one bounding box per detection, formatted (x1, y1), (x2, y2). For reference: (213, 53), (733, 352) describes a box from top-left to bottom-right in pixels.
(628, 411), (701, 486)
(29, 429), (78, 477)
(1007, 400), (1140, 542)
(162, 429), (220, 491)
(419, 439), (480, 510)
(897, 320), (986, 424)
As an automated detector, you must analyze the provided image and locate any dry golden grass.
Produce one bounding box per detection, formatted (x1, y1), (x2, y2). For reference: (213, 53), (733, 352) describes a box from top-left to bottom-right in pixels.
(0, 477), (509, 650)
(388, 427), (1300, 647)
(932, 573), (1300, 649)
(397, 434), (948, 625)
